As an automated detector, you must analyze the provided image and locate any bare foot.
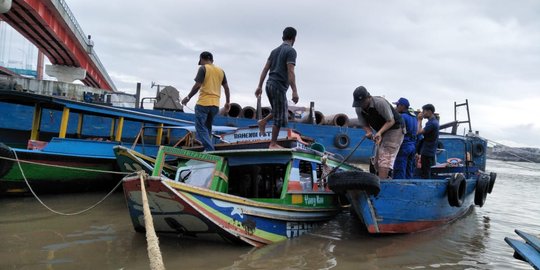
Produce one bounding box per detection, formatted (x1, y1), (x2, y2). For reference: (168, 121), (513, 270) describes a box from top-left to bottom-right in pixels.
(257, 120), (266, 135)
(269, 143), (285, 149)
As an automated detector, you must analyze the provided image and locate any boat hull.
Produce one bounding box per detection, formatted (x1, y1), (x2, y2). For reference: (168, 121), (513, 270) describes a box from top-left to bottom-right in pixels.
(123, 176), (340, 247)
(348, 178), (477, 234)
(0, 149), (119, 194)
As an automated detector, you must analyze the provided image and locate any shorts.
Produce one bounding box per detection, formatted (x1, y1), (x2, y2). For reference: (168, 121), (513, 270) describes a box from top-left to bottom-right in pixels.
(375, 127), (404, 170)
(265, 81), (288, 127)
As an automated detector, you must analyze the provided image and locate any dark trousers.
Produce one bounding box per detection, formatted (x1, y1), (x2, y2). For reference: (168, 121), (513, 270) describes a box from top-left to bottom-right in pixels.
(195, 105), (219, 151)
(393, 142), (416, 179)
(420, 155), (435, 179)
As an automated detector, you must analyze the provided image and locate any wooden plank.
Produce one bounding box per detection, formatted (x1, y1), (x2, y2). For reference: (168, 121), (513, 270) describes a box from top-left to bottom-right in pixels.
(516, 230), (540, 253)
(505, 237), (540, 270)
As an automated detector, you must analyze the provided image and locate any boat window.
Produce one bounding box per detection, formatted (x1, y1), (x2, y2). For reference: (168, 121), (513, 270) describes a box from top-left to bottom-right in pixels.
(175, 159), (216, 188)
(299, 160), (314, 191)
(316, 163), (330, 189)
(227, 164), (286, 199)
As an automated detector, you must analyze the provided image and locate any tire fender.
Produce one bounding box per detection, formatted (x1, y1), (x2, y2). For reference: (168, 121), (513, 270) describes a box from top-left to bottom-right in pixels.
(328, 170), (380, 196)
(474, 174), (489, 207)
(472, 142), (485, 157)
(334, 133), (350, 149)
(447, 173), (466, 207)
(488, 172), (496, 194)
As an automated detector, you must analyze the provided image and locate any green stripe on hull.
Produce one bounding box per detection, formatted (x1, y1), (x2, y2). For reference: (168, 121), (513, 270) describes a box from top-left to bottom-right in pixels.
(1, 162), (114, 183)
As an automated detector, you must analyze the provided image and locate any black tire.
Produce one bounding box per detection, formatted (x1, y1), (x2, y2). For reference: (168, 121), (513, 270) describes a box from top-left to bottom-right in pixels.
(472, 142), (485, 157)
(474, 174), (489, 207)
(334, 133), (350, 149)
(488, 172), (497, 194)
(328, 170), (380, 196)
(0, 143), (14, 178)
(447, 173), (466, 207)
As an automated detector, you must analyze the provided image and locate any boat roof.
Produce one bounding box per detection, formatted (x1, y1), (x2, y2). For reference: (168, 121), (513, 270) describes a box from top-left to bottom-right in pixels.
(0, 90), (235, 132)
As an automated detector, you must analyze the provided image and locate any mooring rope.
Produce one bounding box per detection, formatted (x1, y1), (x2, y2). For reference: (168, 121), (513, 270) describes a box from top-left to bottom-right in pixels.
(0, 155), (130, 175)
(321, 136), (367, 179)
(138, 171), (165, 270)
(9, 149), (125, 216)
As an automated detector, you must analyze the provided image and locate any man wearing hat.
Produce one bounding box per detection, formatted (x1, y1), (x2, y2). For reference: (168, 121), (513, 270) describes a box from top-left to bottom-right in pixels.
(352, 86), (404, 179)
(182, 51), (231, 151)
(393, 97), (418, 179)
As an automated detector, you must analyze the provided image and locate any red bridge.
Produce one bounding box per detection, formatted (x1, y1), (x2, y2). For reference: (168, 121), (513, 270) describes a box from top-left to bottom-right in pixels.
(0, 0), (116, 91)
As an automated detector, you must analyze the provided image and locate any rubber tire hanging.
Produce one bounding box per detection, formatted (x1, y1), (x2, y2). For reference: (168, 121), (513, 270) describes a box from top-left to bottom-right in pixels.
(447, 173), (466, 207)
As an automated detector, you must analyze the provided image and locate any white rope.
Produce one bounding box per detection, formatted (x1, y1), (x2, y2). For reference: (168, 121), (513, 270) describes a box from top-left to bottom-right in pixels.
(11, 150), (124, 216)
(0, 155), (130, 175)
(139, 171), (166, 270)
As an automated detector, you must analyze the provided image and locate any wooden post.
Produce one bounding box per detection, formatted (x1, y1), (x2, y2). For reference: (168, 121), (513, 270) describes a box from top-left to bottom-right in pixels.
(256, 96), (262, 120)
(115, 117), (124, 142)
(309, 101), (315, 125)
(76, 113), (83, 138)
(155, 124), (163, 145)
(59, 107), (70, 138)
(135, 82), (141, 109)
(110, 118), (116, 140)
(30, 104), (42, 141)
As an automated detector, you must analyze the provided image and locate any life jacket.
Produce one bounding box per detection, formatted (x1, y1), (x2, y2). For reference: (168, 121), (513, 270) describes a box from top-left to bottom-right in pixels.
(361, 98), (403, 131)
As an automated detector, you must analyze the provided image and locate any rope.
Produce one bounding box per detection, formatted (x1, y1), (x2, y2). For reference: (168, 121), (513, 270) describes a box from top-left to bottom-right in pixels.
(138, 171), (165, 270)
(0, 155), (130, 175)
(11, 150), (123, 216)
(321, 136), (367, 179)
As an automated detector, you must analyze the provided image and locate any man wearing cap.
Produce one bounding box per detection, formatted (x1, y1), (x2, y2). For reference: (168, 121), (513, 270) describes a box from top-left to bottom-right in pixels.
(417, 104), (439, 179)
(392, 97), (418, 179)
(352, 86), (404, 179)
(182, 51), (231, 151)
(254, 26), (299, 149)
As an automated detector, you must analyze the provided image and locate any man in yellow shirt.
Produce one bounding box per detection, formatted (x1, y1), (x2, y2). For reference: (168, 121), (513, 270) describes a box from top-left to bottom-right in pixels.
(182, 51), (231, 151)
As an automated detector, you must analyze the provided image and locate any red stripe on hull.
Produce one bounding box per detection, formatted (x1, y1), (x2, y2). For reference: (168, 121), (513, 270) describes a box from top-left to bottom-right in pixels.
(367, 207), (473, 234)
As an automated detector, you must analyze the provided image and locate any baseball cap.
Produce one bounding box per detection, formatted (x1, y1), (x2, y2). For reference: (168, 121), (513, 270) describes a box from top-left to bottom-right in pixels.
(352, 86), (370, 107)
(393, 97), (410, 108)
(198, 51), (213, 65)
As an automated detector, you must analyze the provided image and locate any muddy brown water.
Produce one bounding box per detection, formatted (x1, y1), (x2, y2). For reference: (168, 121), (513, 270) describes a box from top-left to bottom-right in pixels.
(1, 160), (539, 269)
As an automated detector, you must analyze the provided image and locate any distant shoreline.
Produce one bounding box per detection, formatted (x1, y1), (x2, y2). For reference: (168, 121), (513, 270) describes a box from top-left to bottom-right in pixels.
(487, 146), (540, 163)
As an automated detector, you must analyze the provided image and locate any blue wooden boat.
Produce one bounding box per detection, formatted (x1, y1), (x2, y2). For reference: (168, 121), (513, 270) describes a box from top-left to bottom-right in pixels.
(0, 82), (375, 162)
(505, 230), (540, 269)
(116, 132), (359, 247)
(0, 90), (233, 194)
(328, 102), (497, 234)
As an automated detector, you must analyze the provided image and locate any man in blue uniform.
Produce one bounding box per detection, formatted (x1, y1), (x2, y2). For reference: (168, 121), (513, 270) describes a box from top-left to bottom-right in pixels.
(417, 104), (439, 179)
(392, 97), (417, 179)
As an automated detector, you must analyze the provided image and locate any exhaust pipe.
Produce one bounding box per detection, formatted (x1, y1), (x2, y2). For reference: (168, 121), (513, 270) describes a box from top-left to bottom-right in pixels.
(299, 110), (324, 125)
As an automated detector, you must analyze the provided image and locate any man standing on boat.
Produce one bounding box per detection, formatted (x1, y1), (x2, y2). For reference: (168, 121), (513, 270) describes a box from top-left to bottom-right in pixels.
(392, 97), (418, 179)
(352, 86), (404, 179)
(255, 27), (299, 149)
(182, 51), (231, 151)
(417, 104), (439, 179)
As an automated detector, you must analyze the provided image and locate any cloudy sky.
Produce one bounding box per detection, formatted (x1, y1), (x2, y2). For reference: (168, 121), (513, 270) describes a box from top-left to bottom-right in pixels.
(14, 1), (540, 147)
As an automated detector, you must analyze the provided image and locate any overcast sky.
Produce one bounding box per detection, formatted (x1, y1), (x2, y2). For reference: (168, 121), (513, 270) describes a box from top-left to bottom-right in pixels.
(61, 1), (540, 147)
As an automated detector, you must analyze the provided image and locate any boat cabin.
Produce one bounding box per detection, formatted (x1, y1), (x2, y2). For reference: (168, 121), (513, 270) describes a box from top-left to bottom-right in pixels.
(150, 146), (354, 202)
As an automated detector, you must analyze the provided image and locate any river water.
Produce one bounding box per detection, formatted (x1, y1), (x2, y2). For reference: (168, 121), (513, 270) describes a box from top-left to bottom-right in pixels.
(1, 159), (539, 269)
